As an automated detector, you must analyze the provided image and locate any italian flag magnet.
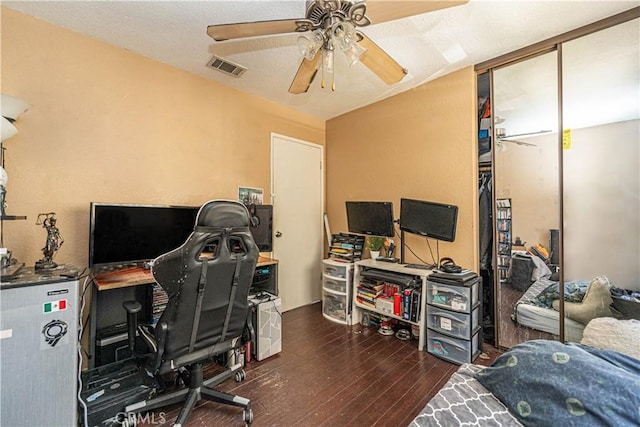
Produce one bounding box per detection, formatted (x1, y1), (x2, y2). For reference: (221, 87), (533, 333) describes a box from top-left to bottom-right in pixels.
(43, 299), (67, 313)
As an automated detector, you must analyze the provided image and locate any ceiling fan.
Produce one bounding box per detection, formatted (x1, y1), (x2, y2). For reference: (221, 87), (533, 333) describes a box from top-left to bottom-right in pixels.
(496, 128), (553, 147)
(207, 0), (468, 94)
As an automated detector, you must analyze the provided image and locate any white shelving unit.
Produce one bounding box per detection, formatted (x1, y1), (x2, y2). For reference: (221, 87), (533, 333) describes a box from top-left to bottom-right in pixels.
(352, 259), (431, 351)
(321, 259), (354, 324)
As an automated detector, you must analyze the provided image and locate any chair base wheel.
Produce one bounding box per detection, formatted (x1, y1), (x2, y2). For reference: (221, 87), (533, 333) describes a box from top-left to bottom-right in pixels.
(243, 408), (253, 425)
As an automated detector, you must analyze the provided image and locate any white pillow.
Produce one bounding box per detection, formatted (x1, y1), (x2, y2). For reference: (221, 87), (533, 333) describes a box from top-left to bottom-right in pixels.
(581, 317), (640, 360)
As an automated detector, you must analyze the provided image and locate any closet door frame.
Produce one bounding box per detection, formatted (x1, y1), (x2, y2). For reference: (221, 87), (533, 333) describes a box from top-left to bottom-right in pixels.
(475, 7), (640, 348)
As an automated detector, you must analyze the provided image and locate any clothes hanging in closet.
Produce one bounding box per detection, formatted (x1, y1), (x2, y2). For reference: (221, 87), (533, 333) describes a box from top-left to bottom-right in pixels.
(479, 172), (493, 270)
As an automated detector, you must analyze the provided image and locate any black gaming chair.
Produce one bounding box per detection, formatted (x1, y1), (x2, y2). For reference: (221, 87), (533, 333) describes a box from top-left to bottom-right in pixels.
(124, 200), (259, 426)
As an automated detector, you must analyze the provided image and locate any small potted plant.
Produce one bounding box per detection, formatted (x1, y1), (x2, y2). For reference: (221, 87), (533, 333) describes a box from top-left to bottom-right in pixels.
(368, 236), (385, 259)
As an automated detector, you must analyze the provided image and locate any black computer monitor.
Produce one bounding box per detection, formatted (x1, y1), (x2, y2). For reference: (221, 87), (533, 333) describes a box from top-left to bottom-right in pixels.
(399, 198), (458, 242)
(345, 201), (395, 237)
(89, 203), (199, 268)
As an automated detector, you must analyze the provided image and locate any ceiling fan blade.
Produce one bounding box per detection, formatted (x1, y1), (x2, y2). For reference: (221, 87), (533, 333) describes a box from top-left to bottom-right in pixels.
(503, 130), (552, 139)
(500, 138), (536, 147)
(357, 34), (407, 85)
(289, 52), (321, 94)
(207, 19), (300, 41)
(366, 0), (468, 24)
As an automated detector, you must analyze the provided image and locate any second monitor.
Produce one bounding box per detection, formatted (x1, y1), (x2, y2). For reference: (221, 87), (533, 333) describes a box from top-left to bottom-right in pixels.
(345, 201), (395, 238)
(399, 198), (458, 242)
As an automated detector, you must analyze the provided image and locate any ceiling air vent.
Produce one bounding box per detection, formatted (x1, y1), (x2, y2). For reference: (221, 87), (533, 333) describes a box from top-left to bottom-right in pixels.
(207, 55), (247, 78)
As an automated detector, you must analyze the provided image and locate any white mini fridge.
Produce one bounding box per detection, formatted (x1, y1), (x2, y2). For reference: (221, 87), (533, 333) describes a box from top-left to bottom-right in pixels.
(0, 267), (79, 426)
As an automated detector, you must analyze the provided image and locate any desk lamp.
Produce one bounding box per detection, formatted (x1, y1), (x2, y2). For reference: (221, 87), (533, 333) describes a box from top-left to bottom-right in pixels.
(1, 94), (29, 217)
(0, 94), (29, 277)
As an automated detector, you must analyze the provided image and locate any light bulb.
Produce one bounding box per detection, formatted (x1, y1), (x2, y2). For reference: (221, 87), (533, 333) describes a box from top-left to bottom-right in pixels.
(297, 36), (316, 61)
(296, 30), (324, 61)
(331, 21), (356, 50)
(343, 42), (366, 66)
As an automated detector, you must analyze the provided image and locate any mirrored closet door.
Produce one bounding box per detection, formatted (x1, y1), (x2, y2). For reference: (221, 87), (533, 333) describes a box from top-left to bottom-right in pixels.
(482, 12), (640, 349)
(493, 51), (561, 349)
(561, 18), (640, 338)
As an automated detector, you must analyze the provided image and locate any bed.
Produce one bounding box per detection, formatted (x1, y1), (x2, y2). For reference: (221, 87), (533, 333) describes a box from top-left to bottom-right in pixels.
(512, 277), (586, 341)
(410, 317), (640, 427)
(512, 275), (618, 342)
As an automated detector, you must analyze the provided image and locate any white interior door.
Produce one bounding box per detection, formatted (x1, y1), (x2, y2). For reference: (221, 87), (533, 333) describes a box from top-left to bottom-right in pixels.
(271, 133), (323, 312)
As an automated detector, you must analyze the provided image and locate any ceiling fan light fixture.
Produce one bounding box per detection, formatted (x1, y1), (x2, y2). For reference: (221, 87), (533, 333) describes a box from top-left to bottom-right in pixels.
(207, 0), (466, 94)
(297, 29), (324, 61)
(343, 40), (365, 66)
(331, 21), (356, 49)
(330, 21), (364, 66)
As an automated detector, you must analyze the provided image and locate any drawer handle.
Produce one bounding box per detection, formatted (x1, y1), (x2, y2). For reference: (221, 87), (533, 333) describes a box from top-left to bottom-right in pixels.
(432, 311), (466, 322)
(432, 336), (465, 351)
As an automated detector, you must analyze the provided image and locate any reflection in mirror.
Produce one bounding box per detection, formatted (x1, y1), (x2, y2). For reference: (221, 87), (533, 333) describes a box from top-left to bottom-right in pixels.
(493, 51), (560, 349)
(562, 18), (640, 340)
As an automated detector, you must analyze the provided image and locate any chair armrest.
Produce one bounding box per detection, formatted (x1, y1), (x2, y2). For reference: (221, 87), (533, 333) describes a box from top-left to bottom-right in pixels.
(243, 304), (255, 344)
(123, 300), (142, 353)
(153, 321), (168, 372)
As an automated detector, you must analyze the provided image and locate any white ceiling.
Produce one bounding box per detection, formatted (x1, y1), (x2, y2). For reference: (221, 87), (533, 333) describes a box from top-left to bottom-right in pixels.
(3, 0), (639, 120)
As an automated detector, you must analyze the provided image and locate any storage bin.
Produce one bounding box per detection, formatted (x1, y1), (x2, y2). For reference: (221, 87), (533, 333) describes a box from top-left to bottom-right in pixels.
(322, 262), (347, 279)
(322, 291), (347, 323)
(322, 275), (347, 293)
(426, 278), (479, 313)
(427, 305), (480, 340)
(427, 329), (480, 365)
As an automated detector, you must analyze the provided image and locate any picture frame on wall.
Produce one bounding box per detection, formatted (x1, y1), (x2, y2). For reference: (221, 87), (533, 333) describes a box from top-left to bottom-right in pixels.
(238, 186), (263, 205)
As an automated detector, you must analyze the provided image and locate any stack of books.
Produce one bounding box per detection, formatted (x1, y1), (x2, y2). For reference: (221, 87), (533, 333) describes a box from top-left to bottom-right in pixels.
(356, 278), (384, 308)
(356, 278), (423, 323)
(328, 233), (364, 262)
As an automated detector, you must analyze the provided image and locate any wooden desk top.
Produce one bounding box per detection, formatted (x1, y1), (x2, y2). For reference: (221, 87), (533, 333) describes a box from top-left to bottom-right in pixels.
(257, 256), (278, 267)
(94, 257), (278, 291)
(94, 267), (154, 291)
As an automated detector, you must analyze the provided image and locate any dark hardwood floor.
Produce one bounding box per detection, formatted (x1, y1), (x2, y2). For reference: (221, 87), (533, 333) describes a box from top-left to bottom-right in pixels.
(498, 282), (555, 349)
(141, 303), (502, 427)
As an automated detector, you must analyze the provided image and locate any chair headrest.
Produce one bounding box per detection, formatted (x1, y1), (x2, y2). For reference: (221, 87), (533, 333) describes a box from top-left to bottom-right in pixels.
(194, 200), (251, 231)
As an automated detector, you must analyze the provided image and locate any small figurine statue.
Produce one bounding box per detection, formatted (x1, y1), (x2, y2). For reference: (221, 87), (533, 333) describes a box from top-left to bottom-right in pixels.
(35, 212), (64, 270)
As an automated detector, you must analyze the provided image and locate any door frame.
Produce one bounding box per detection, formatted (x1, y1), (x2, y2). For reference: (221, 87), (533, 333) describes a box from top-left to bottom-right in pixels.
(270, 132), (325, 307)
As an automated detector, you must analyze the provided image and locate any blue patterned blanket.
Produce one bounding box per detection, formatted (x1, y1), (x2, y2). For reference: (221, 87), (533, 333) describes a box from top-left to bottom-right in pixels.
(475, 340), (640, 426)
(531, 280), (589, 308)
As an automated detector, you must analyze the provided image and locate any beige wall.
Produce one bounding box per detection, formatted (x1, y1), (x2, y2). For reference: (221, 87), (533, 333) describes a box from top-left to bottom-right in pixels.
(326, 68), (479, 269)
(0, 8), (325, 269)
(495, 132), (560, 248)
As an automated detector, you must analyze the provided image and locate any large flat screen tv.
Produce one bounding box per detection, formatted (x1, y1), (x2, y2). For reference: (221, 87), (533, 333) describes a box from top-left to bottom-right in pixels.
(399, 198), (458, 242)
(345, 201), (395, 237)
(89, 203), (199, 268)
